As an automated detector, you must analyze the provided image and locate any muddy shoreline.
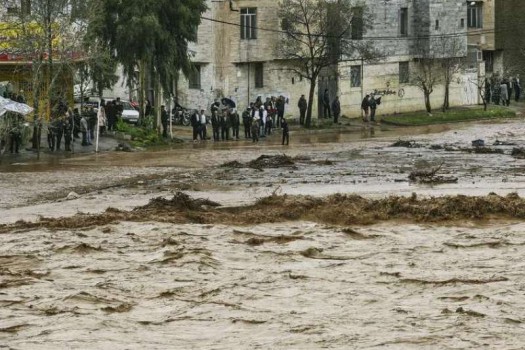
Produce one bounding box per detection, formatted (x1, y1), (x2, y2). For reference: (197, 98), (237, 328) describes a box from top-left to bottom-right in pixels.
(2, 118), (525, 349)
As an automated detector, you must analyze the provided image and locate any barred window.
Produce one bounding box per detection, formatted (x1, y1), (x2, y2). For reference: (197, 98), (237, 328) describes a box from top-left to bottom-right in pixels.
(189, 65), (201, 89)
(240, 8), (257, 40)
(399, 62), (409, 84)
(254, 63), (264, 88)
(350, 65), (361, 87)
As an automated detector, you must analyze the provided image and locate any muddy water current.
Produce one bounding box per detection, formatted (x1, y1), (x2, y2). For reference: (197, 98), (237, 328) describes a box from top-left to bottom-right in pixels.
(2, 119), (525, 348)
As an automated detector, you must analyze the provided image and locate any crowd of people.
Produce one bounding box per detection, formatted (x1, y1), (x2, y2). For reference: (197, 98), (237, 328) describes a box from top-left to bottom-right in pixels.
(45, 98), (124, 152)
(485, 75), (521, 106)
(183, 95), (290, 145)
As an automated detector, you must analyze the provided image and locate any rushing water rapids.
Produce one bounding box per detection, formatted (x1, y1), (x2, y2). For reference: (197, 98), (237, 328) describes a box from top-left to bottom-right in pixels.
(2, 118), (525, 349)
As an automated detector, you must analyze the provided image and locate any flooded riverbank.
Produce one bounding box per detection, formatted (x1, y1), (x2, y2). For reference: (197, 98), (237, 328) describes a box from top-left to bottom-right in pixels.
(2, 117), (525, 349)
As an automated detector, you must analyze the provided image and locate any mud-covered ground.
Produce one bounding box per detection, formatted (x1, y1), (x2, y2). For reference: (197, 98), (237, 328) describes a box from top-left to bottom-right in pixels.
(2, 117), (525, 349)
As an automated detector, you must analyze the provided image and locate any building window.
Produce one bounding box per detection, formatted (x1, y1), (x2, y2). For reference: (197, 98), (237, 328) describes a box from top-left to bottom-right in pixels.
(399, 62), (409, 84)
(240, 8), (257, 40)
(400, 8), (408, 36)
(483, 51), (493, 73)
(467, 2), (483, 28)
(351, 7), (363, 40)
(435, 20), (439, 30)
(350, 65), (361, 87)
(460, 18), (465, 28)
(254, 63), (264, 88)
(189, 65), (201, 89)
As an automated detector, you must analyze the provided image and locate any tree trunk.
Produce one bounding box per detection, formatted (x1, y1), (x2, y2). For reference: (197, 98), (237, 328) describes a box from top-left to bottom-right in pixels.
(443, 81), (450, 112)
(138, 60), (146, 122)
(424, 90), (432, 113)
(305, 78), (317, 128)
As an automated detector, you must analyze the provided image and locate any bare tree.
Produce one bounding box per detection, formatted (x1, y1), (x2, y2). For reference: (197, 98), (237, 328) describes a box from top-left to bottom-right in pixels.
(278, 0), (378, 128)
(437, 35), (466, 112)
(411, 37), (443, 114)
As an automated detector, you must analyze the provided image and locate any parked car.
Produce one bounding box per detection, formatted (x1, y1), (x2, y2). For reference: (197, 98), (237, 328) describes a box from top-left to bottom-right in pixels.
(87, 97), (140, 124)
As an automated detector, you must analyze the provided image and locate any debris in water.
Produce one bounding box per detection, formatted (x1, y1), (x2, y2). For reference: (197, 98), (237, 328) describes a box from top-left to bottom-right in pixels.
(390, 140), (421, 148)
(511, 147), (525, 159)
(408, 163), (458, 184)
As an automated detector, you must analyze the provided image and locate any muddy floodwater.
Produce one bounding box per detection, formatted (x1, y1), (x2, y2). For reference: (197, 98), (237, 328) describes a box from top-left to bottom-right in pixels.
(2, 118), (525, 349)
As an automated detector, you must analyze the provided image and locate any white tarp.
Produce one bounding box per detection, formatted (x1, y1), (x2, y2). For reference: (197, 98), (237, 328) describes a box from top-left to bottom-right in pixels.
(0, 96), (33, 116)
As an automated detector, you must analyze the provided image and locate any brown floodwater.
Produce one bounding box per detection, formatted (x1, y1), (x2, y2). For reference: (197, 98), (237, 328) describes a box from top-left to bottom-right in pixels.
(2, 118), (525, 348)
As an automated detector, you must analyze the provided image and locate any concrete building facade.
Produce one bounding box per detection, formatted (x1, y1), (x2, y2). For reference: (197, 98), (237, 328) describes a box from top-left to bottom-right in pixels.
(178, 0), (477, 119)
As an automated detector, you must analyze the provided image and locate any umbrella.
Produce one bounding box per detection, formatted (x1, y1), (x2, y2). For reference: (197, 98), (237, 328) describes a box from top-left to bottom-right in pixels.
(221, 97), (236, 109)
(0, 96), (33, 116)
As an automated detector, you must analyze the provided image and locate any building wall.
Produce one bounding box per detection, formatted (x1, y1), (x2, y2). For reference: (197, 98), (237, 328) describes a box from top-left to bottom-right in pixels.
(178, 0), (314, 118)
(178, 0), (471, 119)
(495, 0), (525, 78)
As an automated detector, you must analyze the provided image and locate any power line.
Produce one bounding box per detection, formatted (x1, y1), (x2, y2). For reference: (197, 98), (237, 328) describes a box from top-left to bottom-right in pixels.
(201, 16), (503, 42)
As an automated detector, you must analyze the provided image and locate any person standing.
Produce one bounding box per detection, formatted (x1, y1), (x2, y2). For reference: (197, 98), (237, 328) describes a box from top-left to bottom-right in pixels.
(276, 95), (285, 127)
(54, 117), (64, 151)
(251, 113), (260, 143)
(500, 81), (509, 106)
(361, 94), (370, 122)
(331, 96), (341, 124)
(484, 78), (491, 105)
(199, 109), (207, 140)
(281, 118), (289, 146)
(369, 95), (378, 122)
(260, 106), (267, 137)
(9, 118), (22, 154)
(323, 89), (331, 119)
(190, 109), (200, 141)
(161, 105), (169, 138)
(64, 116), (72, 152)
(298, 94), (307, 125)
(507, 78), (513, 102)
(514, 75), (521, 102)
(97, 101), (107, 136)
(230, 109), (240, 140)
(242, 106), (252, 139)
(220, 109), (230, 141)
(80, 114), (89, 146)
(211, 110), (220, 141)
(105, 101), (115, 132)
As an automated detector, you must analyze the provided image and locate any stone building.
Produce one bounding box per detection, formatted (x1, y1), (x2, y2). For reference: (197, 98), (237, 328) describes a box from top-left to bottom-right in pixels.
(179, 0), (477, 119)
(467, 0), (525, 86)
(177, 0), (313, 115)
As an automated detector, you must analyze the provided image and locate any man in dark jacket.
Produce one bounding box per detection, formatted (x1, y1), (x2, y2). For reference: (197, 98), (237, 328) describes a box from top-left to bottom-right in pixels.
(220, 109), (230, 141)
(281, 118), (289, 146)
(242, 107), (252, 139)
(323, 89), (331, 119)
(161, 105), (169, 138)
(331, 96), (341, 124)
(230, 110), (240, 140)
(276, 95), (285, 127)
(211, 110), (220, 141)
(190, 109), (200, 141)
(298, 94), (307, 125)
(369, 95), (378, 122)
(361, 95), (370, 122)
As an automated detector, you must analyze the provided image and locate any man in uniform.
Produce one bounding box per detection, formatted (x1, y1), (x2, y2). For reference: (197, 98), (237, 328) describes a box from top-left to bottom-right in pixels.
(9, 117), (22, 154)
(331, 96), (341, 124)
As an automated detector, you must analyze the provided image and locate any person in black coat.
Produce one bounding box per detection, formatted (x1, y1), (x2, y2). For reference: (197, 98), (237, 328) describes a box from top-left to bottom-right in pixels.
(298, 94), (307, 125)
(242, 106), (252, 139)
(161, 105), (169, 138)
(323, 89), (331, 119)
(281, 118), (289, 145)
(331, 96), (341, 124)
(190, 110), (200, 141)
